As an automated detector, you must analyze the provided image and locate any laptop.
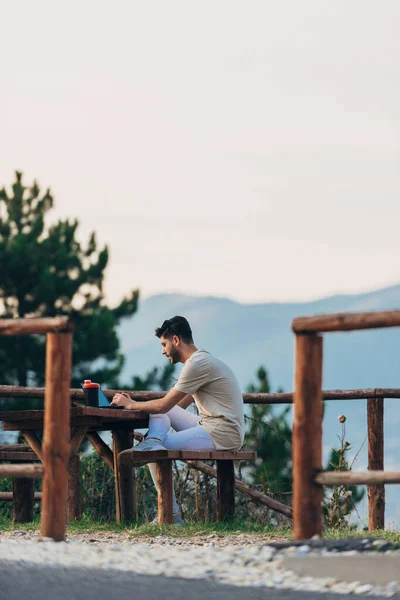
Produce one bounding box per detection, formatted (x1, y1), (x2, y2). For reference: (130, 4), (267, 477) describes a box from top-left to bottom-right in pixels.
(80, 383), (125, 409)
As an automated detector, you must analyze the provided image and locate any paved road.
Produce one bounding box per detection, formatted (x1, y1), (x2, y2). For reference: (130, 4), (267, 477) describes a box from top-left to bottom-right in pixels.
(0, 562), (394, 600)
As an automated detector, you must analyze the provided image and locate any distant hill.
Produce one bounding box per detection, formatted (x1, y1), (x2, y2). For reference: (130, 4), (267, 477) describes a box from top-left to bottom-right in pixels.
(120, 282), (400, 392)
(119, 283), (400, 526)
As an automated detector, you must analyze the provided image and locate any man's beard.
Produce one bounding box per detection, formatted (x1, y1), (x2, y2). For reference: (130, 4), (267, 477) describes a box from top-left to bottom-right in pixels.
(169, 346), (180, 364)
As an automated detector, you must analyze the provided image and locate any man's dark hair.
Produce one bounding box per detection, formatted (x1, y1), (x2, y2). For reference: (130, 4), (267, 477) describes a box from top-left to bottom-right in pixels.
(155, 316), (193, 344)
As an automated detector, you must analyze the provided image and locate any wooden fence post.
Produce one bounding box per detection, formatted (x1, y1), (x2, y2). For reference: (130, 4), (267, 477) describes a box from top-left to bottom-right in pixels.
(41, 332), (72, 541)
(367, 397), (385, 530)
(293, 333), (323, 540)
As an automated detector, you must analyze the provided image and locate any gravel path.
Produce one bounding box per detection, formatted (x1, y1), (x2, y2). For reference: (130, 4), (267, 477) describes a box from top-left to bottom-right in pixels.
(0, 532), (399, 597)
(0, 529), (288, 547)
(0, 563), (390, 600)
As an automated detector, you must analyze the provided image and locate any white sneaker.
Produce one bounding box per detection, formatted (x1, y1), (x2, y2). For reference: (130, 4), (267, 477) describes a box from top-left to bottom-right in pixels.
(134, 437), (167, 452)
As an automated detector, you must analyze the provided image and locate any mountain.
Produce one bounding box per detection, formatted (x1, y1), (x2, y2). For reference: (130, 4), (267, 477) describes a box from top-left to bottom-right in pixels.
(119, 283), (400, 526)
(120, 284), (400, 392)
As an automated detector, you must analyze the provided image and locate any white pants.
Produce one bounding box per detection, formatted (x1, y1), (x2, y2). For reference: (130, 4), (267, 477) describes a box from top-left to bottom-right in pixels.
(146, 405), (216, 516)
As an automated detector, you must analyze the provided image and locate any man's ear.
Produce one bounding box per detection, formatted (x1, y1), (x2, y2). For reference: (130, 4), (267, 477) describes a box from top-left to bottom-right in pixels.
(172, 335), (180, 345)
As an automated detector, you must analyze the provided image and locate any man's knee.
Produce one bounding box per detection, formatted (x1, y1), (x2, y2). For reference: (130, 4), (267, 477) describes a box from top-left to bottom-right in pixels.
(149, 413), (169, 423)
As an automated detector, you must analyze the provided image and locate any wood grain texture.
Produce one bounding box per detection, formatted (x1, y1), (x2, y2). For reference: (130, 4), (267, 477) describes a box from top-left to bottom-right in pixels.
(69, 427), (88, 456)
(293, 334), (323, 540)
(3, 383), (400, 412)
(41, 332), (72, 542)
(0, 444), (33, 452)
(118, 449), (257, 467)
(87, 432), (114, 469)
(367, 398), (385, 530)
(3, 384), (400, 405)
(216, 460), (235, 522)
(0, 406), (148, 424)
(0, 464), (43, 478)
(21, 431), (43, 461)
(292, 310), (400, 333)
(0, 317), (74, 335)
(12, 478), (34, 523)
(68, 454), (81, 521)
(113, 430), (135, 522)
(0, 492), (42, 501)
(156, 461), (173, 524)
(0, 452), (39, 461)
(315, 470), (400, 485)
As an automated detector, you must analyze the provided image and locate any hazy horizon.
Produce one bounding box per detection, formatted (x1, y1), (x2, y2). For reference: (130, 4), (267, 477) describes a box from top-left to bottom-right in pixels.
(139, 279), (400, 306)
(2, 1), (399, 307)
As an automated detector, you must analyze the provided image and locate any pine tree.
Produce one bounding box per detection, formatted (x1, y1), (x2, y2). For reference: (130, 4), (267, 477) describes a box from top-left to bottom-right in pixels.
(0, 171), (138, 395)
(245, 366), (292, 497)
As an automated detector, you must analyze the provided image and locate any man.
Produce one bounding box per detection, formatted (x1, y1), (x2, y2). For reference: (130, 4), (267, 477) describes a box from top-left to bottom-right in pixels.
(111, 315), (245, 523)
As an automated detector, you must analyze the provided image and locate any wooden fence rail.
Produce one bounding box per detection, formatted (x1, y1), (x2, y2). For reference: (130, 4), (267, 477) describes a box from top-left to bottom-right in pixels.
(292, 309), (400, 540)
(315, 471), (400, 486)
(0, 492), (42, 501)
(0, 464), (43, 478)
(0, 317), (73, 335)
(2, 384), (400, 403)
(0, 381), (396, 532)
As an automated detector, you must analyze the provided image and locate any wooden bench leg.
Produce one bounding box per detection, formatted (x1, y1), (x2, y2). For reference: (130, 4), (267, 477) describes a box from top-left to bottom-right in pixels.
(156, 461), (173, 524)
(217, 460), (235, 522)
(113, 430), (136, 522)
(13, 478), (34, 523)
(68, 454), (81, 521)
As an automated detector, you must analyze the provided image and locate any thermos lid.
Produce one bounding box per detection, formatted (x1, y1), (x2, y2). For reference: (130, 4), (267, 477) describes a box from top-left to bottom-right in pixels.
(83, 380), (100, 388)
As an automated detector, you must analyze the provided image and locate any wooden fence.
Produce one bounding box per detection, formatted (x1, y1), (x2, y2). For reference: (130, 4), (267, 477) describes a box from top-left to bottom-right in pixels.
(1, 383), (397, 533)
(292, 309), (400, 540)
(1, 309), (399, 539)
(0, 317), (74, 541)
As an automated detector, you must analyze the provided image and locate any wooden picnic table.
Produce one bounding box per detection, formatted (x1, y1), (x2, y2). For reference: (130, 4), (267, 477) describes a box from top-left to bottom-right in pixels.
(0, 405), (149, 522)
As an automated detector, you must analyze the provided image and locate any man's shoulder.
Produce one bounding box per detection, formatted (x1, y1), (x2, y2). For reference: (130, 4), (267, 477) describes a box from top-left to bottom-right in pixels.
(188, 350), (232, 373)
(186, 349), (211, 367)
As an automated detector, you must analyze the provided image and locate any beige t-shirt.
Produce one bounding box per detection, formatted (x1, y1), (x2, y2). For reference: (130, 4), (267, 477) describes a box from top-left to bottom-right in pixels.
(174, 350), (245, 451)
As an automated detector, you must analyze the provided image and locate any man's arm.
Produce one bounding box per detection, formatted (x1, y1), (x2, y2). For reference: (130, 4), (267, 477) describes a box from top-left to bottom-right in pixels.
(111, 388), (187, 414)
(178, 394), (194, 409)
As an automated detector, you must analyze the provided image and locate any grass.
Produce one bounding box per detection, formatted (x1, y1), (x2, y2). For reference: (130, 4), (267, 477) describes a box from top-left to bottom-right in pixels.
(324, 526), (400, 545)
(0, 515), (399, 544)
(0, 515), (292, 538)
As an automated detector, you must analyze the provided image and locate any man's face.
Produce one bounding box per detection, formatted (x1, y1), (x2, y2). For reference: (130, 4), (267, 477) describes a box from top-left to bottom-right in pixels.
(160, 335), (181, 364)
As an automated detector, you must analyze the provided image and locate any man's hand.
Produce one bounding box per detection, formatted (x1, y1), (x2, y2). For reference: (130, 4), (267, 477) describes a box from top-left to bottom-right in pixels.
(111, 389), (187, 414)
(111, 392), (141, 410)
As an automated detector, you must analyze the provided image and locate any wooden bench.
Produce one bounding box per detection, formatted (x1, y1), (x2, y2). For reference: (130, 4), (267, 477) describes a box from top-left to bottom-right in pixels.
(118, 449), (257, 524)
(0, 444), (41, 522)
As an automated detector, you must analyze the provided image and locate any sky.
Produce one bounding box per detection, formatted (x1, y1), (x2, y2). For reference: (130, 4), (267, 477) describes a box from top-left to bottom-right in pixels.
(1, 0), (400, 307)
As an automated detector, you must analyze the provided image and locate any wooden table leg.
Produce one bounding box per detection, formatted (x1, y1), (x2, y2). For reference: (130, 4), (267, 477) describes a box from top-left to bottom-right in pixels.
(112, 430), (136, 522)
(67, 427), (87, 521)
(21, 431), (43, 461)
(17, 432), (42, 523)
(156, 461), (173, 524)
(68, 454), (81, 521)
(13, 476), (34, 523)
(216, 460), (235, 522)
(87, 432), (114, 469)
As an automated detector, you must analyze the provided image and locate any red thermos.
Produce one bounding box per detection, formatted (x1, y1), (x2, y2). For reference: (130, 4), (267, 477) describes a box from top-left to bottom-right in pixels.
(83, 380), (100, 407)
